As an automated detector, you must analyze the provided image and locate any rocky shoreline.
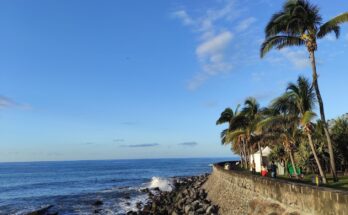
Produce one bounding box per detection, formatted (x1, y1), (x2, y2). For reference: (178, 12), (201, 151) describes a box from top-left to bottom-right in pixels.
(127, 174), (219, 215)
(26, 174), (219, 215)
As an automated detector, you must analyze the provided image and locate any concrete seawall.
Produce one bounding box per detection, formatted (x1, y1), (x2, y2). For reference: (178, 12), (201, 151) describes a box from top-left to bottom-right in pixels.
(203, 162), (348, 215)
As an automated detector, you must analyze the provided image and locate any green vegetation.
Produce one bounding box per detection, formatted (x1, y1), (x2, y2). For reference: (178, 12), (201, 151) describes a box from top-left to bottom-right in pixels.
(278, 175), (348, 191)
(217, 0), (348, 186)
(260, 0), (348, 182)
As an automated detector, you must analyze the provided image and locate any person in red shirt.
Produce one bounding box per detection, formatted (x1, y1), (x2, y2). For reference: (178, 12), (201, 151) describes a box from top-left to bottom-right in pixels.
(261, 163), (268, 177)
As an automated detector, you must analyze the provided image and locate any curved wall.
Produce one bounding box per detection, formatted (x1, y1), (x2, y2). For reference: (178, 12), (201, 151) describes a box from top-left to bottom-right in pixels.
(203, 163), (348, 215)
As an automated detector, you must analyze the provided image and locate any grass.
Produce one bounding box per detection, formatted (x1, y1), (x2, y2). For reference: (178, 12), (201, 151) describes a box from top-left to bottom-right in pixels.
(275, 174), (348, 191)
(322, 175), (348, 190)
(228, 165), (348, 191)
(224, 163), (348, 191)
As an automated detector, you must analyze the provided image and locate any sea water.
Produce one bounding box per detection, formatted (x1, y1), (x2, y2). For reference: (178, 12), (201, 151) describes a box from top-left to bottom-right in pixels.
(0, 158), (233, 215)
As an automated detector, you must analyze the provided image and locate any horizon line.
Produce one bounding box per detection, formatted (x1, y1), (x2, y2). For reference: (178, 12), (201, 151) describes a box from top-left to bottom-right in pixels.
(0, 156), (239, 164)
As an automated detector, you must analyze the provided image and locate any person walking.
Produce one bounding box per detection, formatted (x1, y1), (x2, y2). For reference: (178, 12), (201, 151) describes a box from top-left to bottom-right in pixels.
(271, 161), (277, 178)
(251, 160), (256, 174)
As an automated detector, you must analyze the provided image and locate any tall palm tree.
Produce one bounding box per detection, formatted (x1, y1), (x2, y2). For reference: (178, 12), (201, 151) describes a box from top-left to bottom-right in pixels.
(257, 112), (300, 179)
(260, 0), (348, 181)
(287, 76), (327, 183)
(241, 97), (263, 167)
(219, 98), (263, 170)
(226, 128), (249, 168)
(216, 105), (248, 166)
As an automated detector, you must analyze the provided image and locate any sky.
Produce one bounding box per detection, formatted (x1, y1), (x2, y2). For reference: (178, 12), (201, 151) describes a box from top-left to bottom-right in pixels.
(0, 0), (347, 162)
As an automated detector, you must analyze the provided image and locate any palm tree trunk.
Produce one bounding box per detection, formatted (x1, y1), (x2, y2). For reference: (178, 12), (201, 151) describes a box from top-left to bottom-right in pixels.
(240, 145), (246, 168)
(251, 146), (255, 171)
(243, 139), (248, 169)
(289, 150), (299, 179)
(247, 146), (251, 169)
(285, 158), (289, 175)
(240, 152), (244, 167)
(258, 142), (263, 171)
(238, 143), (244, 168)
(309, 50), (337, 182)
(307, 133), (327, 184)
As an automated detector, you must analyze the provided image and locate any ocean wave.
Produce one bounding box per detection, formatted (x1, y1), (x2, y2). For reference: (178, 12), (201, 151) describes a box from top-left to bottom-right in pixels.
(147, 176), (173, 192)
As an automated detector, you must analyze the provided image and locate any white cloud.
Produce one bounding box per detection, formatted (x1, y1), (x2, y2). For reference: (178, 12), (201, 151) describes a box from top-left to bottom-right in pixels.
(198, 1), (239, 32)
(196, 31), (233, 57)
(172, 10), (194, 26)
(251, 71), (265, 81)
(0, 95), (30, 109)
(236, 17), (256, 32)
(0, 96), (17, 108)
(187, 73), (209, 91)
(279, 48), (309, 69)
(173, 1), (240, 90)
(121, 143), (159, 148)
(178, 141), (198, 146)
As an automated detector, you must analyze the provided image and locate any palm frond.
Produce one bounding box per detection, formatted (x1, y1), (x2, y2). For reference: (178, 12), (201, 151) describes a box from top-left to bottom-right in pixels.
(301, 110), (317, 126)
(242, 97), (260, 116)
(260, 35), (304, 58)
(216, 108), (233, 125)
(234, 104), (241, 116)
(256, 115), (283, 131)
(270, 92), (296, 114)
(225, 129), (245, 143)
(229, 114), (248, 130)
(265, 12), (291, 37)
(220, 129), (229, 145)
(318, 12), (348, 38)
(286, 76), (316, 114)
(317, 25), (340, 39)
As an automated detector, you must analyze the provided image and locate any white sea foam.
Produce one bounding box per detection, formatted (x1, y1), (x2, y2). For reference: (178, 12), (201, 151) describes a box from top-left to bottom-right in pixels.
(148, 176), (173, 192)
(117, 194), (148, 214)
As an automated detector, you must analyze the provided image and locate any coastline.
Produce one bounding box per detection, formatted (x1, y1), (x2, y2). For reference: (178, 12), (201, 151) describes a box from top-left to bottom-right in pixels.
(25, 174), (218, 215)
(126, 174), (218, 215)
(17, 160), (348, 215)
(1, 158), (224, 214)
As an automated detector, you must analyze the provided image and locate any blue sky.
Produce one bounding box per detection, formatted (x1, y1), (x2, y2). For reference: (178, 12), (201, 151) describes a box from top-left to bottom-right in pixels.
(0, 0), (347, 162)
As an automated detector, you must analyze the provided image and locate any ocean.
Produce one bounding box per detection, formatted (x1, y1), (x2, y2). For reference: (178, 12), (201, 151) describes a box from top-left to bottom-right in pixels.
(0, 158), (232, 215)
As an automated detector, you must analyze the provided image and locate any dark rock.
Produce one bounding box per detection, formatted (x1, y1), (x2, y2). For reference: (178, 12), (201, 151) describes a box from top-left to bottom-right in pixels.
(206, 205), (218, 214)
(184, 205), (192, 214)
(136, 201), (143, 210)
(191, 200), (200, 210)
(124, 193), (131, 199)
(140, 188), (150, 193)
(92, 200), (103, 207)
(94, 208), (103, 214)
(26, 205), (54, 215)
(196, 207), (205, 214)
(127, 174), (218, 215)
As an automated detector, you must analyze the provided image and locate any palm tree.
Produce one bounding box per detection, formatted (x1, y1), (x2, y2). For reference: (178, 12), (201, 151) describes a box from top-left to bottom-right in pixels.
(241, 97), (263, 168)
(260, 0), (348, 181)
(286, 76), (327, 183)
(218, 98), (263, 170)
(257, 102), (301, 179)
(226, 128), (249, 168)
(216, 105), (248, 166)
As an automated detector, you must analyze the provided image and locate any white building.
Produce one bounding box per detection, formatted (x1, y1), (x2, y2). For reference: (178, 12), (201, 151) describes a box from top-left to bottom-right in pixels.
(249, 146), (285, 175)
(249, 146), (272, 172)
